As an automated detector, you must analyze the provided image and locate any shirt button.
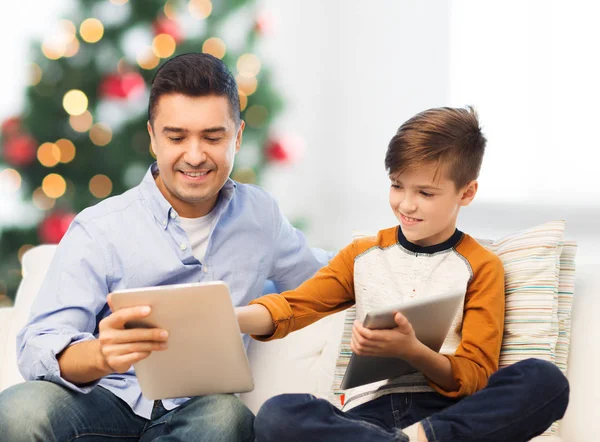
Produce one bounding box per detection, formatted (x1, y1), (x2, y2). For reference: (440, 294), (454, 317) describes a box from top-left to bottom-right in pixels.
(180, 244), (187, 251)
(162, 221), (167, 227)
(170, 212), (177, 219)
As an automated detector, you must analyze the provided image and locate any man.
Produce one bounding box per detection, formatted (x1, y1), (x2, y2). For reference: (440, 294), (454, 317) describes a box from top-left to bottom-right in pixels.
(0, 53), (328, 441)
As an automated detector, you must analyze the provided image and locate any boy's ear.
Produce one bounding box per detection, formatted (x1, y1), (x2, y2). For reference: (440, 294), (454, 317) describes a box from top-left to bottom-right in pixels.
(459, 180), (478, 207)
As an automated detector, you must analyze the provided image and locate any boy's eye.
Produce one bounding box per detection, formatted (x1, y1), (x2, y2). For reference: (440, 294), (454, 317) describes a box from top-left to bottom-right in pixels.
(420, 191), (434, 197)
(169, 137), (183, 142)
(391, 184), (402, 189)
(206, 137), (222, 143)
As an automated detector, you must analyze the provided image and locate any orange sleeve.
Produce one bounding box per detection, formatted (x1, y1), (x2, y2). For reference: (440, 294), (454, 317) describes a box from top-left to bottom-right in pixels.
(430, 239), (505, 397)
(249, 237), (373, 341)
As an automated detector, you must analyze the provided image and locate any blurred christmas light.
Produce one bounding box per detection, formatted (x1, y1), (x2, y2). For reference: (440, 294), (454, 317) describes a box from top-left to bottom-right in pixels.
(237, 53), (261, 78)
(56, 139), (76, 163)
(64, 38), (81, 58)
(236, 75), (257, 96)
(28, 63), (43, 86)
(89, 174), (113, 198)
(153, 18), (182, 43)
(32, 187), (56, 210)
(69, 110), (93, 132)
(245, 105), (268, 128)
(202, 37), (226, 59)
(189, 0), (212, 19)
(80, 18), (104, 43)
(239, 91), (248, 111)
(137, 48), (161, 70)
(37, 142), (61, 167)
(42, 40), (65, 60)
(63, 90), (88, 116)
(152, 34), (176, 58)
(89, 123), (113, 146)
(42, 173), (67, 199)
(109, 0), (129, 4)
(59, 19), (77, 36)
(164, 1), (177, 20)
(17, 245), (34, 263)
(0, 168), (22, 194)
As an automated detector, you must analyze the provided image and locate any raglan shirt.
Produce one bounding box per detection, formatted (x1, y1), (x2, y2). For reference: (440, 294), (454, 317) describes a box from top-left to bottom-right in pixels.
(250, 226), (505, 411)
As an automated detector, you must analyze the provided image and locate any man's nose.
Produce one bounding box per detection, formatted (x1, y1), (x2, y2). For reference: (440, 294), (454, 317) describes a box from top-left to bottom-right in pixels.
(184, 141), (207, 166)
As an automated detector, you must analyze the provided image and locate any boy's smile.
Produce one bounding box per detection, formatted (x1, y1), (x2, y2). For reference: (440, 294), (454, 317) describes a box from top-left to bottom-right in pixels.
(389, 161), (477, 247)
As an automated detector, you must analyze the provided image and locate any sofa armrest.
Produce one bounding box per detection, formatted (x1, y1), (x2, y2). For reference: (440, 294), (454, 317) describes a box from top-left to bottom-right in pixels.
(0, 307), (16, 392)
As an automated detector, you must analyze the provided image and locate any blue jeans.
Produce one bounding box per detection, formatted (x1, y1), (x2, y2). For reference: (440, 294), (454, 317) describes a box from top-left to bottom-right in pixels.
(255, 358), (570, 442)
(0, 381), (254, 441)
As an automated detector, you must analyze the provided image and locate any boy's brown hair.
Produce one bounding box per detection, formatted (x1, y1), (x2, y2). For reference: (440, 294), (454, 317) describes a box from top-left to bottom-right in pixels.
(384, 106), (486, 190)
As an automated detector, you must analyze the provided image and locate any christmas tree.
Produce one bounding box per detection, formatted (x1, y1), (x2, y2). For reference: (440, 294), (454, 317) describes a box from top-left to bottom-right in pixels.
(0, 0), (298, 304)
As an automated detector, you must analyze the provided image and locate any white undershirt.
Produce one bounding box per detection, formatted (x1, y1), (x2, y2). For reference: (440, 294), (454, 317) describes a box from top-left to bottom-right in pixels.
(178, 212), (216, 263)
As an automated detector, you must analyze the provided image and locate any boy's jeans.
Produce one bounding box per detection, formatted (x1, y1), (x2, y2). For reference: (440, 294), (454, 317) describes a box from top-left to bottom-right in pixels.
(255, 358), (570, 442)
(0, 381), (254, 441)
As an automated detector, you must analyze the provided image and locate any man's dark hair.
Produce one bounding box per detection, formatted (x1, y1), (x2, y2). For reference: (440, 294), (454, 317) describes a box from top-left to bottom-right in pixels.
(385, 106), (487, 189)
(148, 52), (241, 126)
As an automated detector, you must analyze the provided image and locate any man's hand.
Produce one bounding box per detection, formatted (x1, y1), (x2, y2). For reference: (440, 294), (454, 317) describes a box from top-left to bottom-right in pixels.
(350, 312), (420, 359)
(97, 294), (170, 374)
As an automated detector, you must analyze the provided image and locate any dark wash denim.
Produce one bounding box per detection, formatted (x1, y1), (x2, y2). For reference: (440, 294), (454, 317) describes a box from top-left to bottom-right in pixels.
(255, 358), (570, 442)
(0, 381), (254, 441)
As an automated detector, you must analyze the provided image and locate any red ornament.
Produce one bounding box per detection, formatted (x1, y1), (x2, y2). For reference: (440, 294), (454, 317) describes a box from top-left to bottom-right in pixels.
(265, 135), (304, 164)
(2, 134), (37, 166)
(254, 12), (275, 35)
(38, 212), (76, 244)
(100, 72), (146, 100)
(1, 116), (22, 138)
(153, 18), (182, 43)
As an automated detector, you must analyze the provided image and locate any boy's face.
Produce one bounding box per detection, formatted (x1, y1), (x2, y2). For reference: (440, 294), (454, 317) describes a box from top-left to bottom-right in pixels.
(148, 93), (244, 218)
(389, 162), (477, 247)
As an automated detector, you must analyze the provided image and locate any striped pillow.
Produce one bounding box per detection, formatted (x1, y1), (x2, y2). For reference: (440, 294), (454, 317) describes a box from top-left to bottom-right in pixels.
(479, 220), (565, 369)
(329, 222), (572, 433)
(555, 242), (577, 375)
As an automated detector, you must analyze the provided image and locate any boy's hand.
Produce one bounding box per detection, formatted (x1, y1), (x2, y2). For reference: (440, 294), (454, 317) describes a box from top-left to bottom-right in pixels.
(351, 312), (420, 359)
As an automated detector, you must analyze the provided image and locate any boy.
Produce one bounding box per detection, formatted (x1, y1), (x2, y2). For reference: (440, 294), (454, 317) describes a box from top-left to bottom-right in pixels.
(237, 107), (569, 442)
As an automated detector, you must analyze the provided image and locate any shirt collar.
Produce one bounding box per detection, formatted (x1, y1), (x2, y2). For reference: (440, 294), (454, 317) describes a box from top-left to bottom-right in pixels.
(138, 162), (237, 230)
(396, 226), (463, 254)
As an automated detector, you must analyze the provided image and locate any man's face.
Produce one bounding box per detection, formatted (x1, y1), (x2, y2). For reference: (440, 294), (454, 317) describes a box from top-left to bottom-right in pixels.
(148, 93), (244, 218)
(389, 162), (477, 247)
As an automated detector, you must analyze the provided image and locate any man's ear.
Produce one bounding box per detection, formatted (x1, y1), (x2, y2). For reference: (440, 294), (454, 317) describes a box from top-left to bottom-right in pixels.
(459, 180), (478, 207)
(235, 120), (245, 153)
(147, 121), (156, 156)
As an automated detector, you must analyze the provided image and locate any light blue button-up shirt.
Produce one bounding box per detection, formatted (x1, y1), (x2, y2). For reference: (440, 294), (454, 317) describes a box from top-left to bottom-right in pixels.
(17, 163), (330, 419)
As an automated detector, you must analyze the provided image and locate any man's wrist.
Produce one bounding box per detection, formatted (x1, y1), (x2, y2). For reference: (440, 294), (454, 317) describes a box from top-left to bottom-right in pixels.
(93, 340), (111, 376)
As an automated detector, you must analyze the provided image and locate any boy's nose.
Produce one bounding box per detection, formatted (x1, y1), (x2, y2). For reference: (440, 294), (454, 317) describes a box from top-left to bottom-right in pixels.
(399, 198), (417, 213)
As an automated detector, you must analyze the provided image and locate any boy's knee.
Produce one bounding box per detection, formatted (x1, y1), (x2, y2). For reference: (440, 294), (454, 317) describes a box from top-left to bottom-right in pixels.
(0, 381), (63, 441)
(516, 358), (570, 403)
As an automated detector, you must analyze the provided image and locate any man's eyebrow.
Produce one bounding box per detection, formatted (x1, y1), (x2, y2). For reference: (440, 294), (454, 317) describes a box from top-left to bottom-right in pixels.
(202, 126), (227, 133)
(161, 126), (228, 134)
(162, 126), (186, 134)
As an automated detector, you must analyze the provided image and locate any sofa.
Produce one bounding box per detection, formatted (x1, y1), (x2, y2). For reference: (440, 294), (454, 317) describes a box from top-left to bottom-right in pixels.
(1, 242), (598, 441)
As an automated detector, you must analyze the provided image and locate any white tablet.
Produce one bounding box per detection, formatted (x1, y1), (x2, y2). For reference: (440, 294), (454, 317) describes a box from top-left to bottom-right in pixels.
(340, 291), (464, 390)
(110, 281), (254, 400)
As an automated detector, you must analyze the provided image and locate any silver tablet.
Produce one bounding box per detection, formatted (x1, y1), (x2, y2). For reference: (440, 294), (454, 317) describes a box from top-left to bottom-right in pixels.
(340, 291), (464, 390)
(110, 281), (254, 400)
